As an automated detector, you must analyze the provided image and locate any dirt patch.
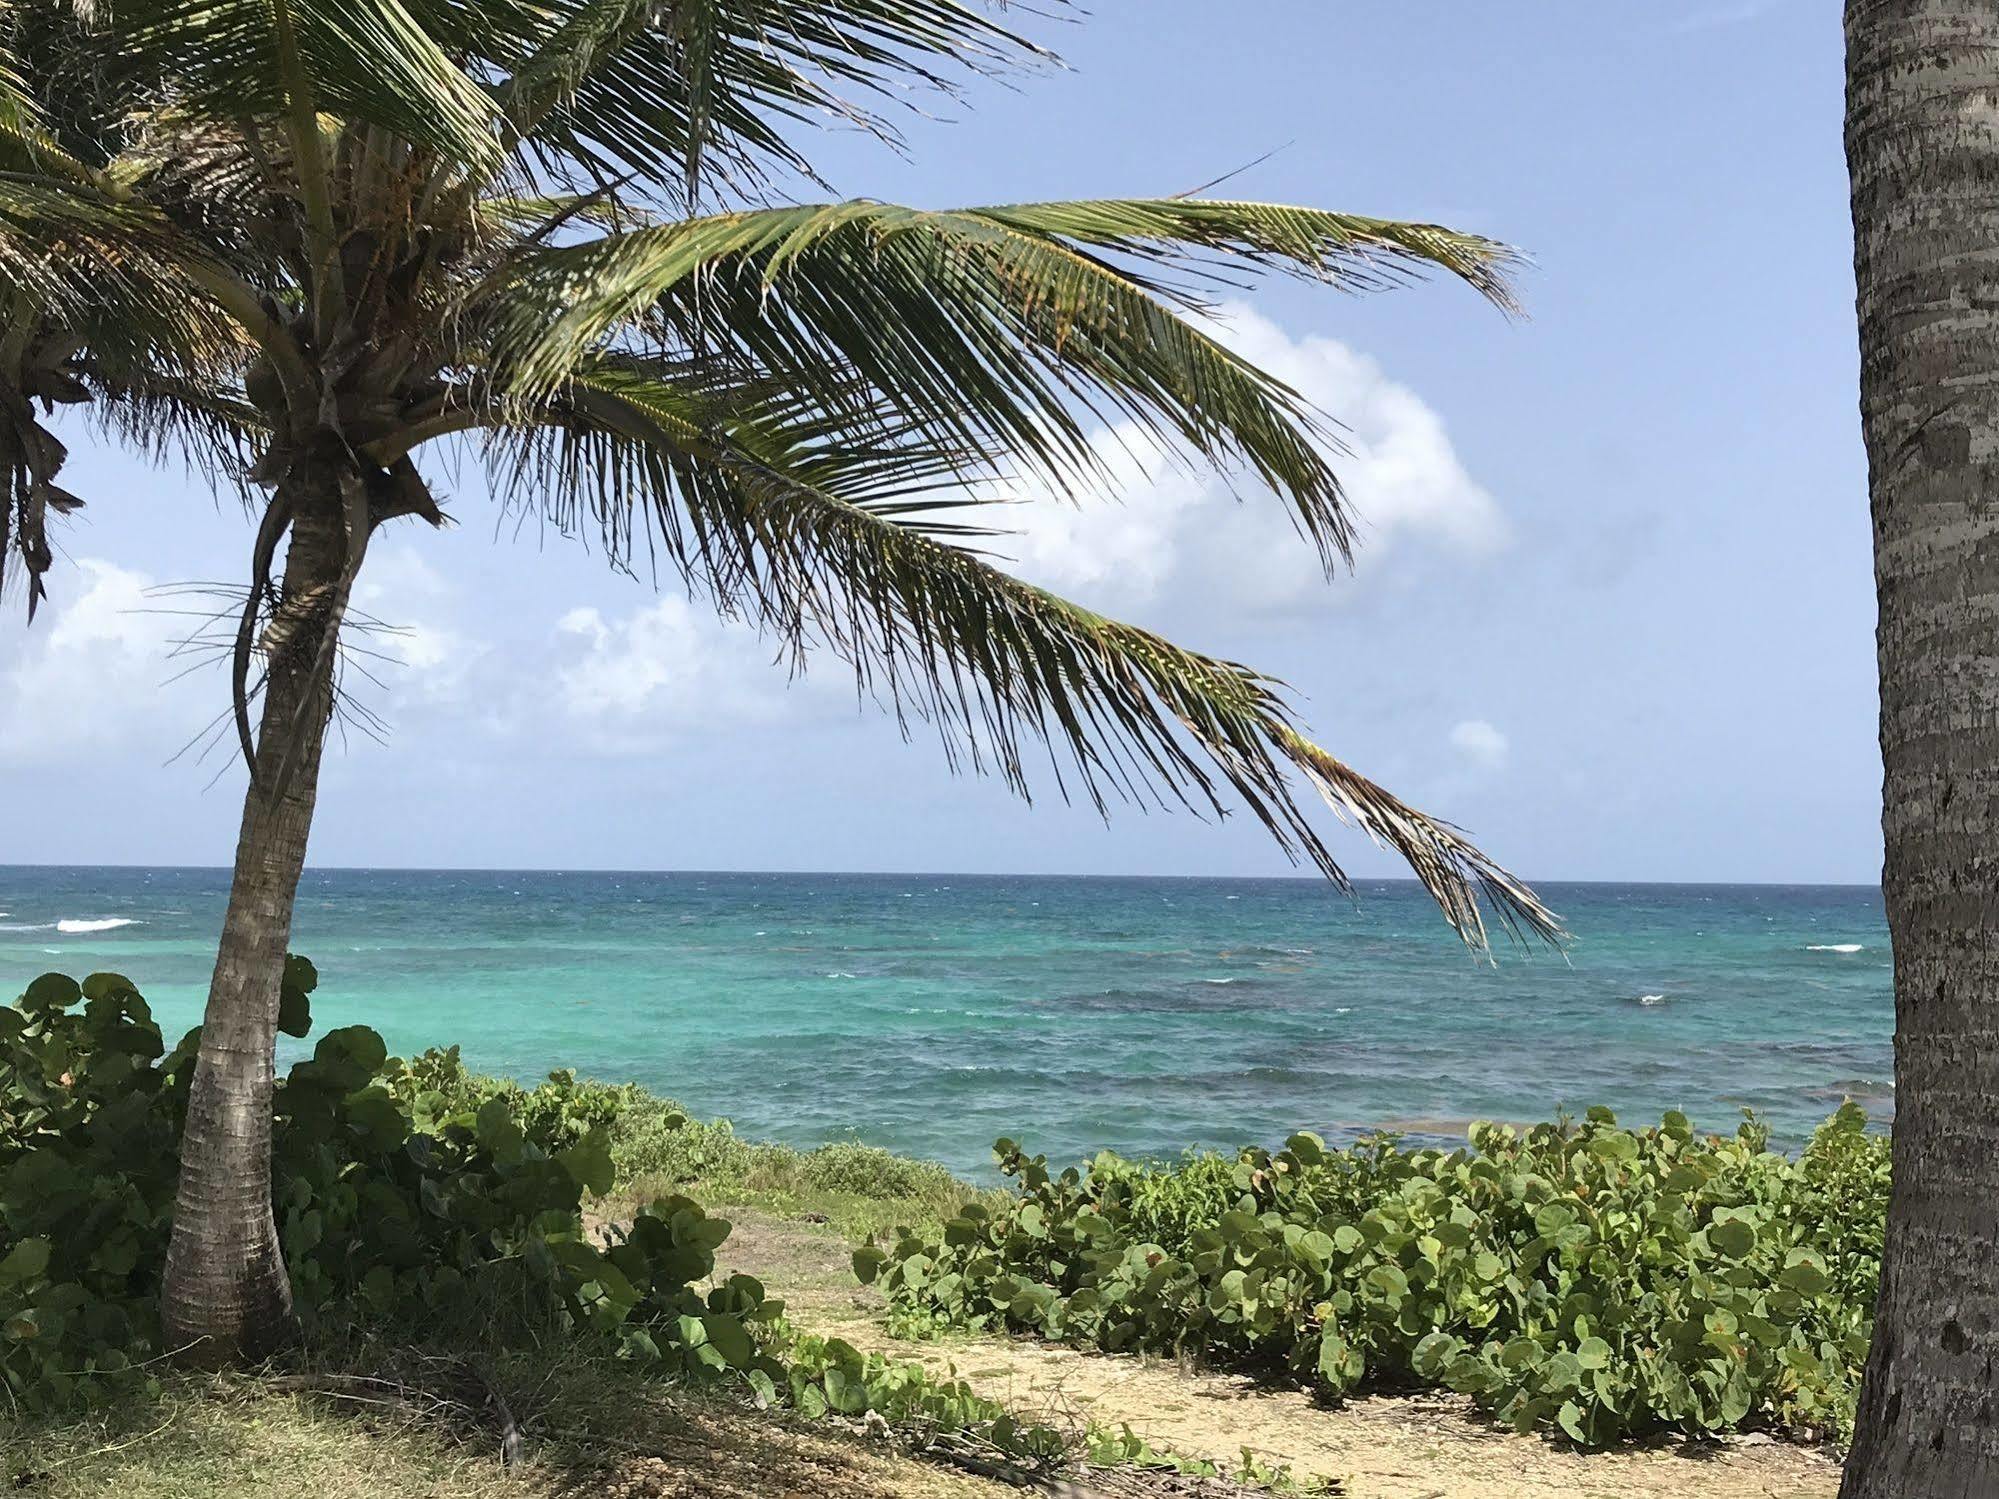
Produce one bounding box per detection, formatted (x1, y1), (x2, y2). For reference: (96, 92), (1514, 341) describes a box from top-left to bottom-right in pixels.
(715, 1209), (1845, 1499)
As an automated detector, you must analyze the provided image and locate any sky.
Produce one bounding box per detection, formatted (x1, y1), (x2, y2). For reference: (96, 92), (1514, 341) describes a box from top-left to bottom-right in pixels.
(0, 0), (1878, 884)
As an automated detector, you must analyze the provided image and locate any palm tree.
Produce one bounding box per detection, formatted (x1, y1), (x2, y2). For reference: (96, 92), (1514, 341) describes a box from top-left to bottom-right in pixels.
(3, 0), (1559, 1358)
(1842, 3), (1999, 1492)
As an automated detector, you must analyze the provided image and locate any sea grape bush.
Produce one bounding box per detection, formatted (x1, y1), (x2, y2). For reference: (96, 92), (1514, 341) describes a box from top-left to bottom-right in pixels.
(0, 964), (768, 1408)
(380, 1044), (655, 1155)
(860, 1109), (1889, 1446)
(0, 966), (1068, 1470)
(0, 971), (181, 1406)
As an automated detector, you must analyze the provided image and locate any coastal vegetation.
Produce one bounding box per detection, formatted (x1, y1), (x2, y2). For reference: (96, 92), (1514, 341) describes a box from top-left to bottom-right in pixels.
(0, 965), (1332, 1493)
(3, 962), (1881, 1496)
(865, 1108), (1886, 1446)
(0, 0), (1559, 1361)
(3, 965), (1001, 1430)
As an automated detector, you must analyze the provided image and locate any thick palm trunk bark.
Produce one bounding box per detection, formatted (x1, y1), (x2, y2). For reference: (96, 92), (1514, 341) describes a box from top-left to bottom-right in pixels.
(1842, 4), (1999, 1494)
(160, 478), (349, 1360)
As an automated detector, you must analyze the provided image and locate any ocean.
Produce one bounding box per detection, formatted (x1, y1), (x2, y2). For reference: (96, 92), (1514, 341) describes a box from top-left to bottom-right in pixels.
(0, 867), (1892, 1177)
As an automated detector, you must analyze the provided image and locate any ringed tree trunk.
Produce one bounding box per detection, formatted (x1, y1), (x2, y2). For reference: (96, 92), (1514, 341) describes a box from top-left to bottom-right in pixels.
(1843, 3), (1999, 1493)
(160, 470), (358, 1360)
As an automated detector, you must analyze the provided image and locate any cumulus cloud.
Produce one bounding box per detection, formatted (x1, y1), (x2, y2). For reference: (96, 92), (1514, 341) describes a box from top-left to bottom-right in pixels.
(551, 595), (815, 750)
(334, 546), (838, 753)
(995, 302), (1505, 620)
(0, 558), (206, 763)
(1450, 718), (1509, 770)
(350, 545), (478, 707)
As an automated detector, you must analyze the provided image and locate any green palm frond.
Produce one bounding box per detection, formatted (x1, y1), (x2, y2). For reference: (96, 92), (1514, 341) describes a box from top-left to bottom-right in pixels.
(0, 96), (96, 183)
(973, 199), (1522, 311)
(481, 198), (1517, 571)
(0, 177), (246, 363)
(0, 7), (114, 181)
(484, 368), (1558, 951)
(120, 0), (500, 173)
(0, 0), (153, 170)
(473, 0), (1053, 198)
(479, 355), (992, 575)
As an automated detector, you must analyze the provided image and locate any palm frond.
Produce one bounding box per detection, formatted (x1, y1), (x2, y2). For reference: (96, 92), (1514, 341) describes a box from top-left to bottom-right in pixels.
(481, 198), (1518, 572)
(119, 0), (500, 173)
(89, 371), (266, 477)
(0, 0), (153, 170)
(0, 176), (246, 364)
(472, 0), (1055, 200)
(973, 199), (1522, 312)
(485, 368), (1560, 951)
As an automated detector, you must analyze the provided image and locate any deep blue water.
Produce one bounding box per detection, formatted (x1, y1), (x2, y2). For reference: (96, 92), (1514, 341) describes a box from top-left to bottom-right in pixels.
(0, 868), (1892, 1176)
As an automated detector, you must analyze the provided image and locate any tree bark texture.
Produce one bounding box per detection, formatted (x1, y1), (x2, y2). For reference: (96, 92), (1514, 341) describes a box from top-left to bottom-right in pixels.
(160, 472), (352, 1360)
(1844, 3), (1999, 1493)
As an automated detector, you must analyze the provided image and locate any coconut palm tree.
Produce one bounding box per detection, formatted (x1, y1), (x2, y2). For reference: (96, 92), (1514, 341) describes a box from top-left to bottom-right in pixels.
(1842, 2), (1999, 1492)
(2, 0), (1559, 1358)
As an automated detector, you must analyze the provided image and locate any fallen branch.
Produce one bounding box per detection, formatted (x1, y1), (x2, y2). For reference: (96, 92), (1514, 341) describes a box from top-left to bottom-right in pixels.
(256, 1367), (520, 1466)
(457, 1359), (525, 1467)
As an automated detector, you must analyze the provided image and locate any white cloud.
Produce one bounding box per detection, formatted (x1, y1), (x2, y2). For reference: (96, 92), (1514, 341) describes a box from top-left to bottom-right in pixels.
(0, 559), (202, 763)
(1450, 718), (1509, 769)
(1668, 0), (1782, 34)
(350, 545), (477, 705)
(552, 594), (810, 750)
(994, 302), (1505, 620)
(316, 542), (833, 754)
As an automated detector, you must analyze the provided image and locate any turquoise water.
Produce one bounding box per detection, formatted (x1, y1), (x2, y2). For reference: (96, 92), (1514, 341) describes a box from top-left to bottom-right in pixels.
(0, 867), (1892, 1176)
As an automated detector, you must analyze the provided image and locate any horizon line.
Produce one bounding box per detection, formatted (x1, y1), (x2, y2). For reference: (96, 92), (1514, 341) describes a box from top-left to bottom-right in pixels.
(0, 861), (1883, 890)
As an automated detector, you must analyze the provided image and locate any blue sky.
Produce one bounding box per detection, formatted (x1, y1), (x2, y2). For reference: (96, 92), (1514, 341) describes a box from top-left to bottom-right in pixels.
(0, 0), (1876, 883)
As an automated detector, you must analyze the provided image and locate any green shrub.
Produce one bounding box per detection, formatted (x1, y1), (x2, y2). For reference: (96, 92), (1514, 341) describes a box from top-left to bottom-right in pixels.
(860, 1108), (1889, 1447)
(380, 1044), (644, 1154)
(0, 971), (186, 1407)
(611, 1107), (752, 1186)
(795, 1141), (960, 1201)
(0, 964), (775, 1409)
(604, 1105), (983, 1241)
(0, 966), (1101, 1479)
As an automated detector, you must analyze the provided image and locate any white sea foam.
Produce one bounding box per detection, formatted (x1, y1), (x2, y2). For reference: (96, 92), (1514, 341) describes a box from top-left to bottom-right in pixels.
(1805, 943), (1864, 954)
(0, 922), (54, 932)
(1201, 977), (1239, 985)
(56, 917), (139, 934)
(1637, 993), (1668, 1006)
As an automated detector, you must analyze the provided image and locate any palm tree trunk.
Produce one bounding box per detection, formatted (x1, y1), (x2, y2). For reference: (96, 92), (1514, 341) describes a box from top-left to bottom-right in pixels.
(160, 472), (351, 1360)
(1842, 3), (1999, 1493)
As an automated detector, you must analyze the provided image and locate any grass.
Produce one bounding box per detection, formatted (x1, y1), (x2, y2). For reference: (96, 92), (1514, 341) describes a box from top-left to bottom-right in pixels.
(4, 1335), (1005, 1499)
(605, 1096), (1004, 1241)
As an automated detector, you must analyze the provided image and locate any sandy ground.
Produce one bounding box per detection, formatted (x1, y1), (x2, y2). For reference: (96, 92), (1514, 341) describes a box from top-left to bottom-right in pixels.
(714, 1208), (1845, 1499)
